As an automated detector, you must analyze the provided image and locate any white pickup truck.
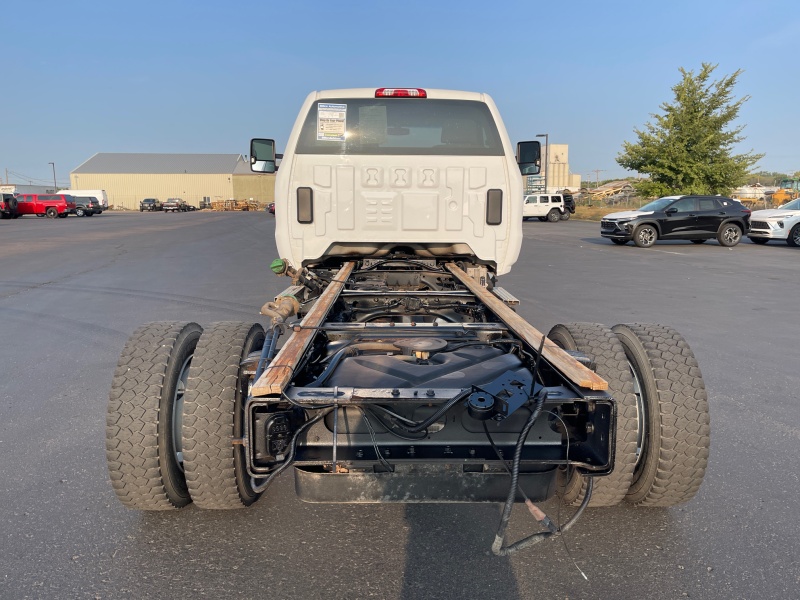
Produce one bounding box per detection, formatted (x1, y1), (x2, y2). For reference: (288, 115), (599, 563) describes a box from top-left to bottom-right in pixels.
(106, 87), (709, 556)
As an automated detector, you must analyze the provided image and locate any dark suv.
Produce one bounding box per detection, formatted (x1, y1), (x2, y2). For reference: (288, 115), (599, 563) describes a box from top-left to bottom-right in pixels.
(601, 195), (751, 247)
(140, 198), (162, 212)
(73, 197), (101, 217)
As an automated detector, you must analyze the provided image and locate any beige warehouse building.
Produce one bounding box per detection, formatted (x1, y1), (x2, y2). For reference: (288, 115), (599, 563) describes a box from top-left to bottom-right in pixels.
(70, 153), (275, 210)
(70, 146), (578, 210)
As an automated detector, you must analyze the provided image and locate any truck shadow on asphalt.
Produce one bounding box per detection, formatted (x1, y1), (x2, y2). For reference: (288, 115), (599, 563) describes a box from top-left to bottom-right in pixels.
(400, 504), (522, 599)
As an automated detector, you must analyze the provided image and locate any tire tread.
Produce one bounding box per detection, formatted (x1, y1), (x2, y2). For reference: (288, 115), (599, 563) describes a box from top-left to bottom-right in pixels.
(182, 322), (262, 509)
(548, 323), (639, 507)
(613, 323), (710, 507)
(106, 322), (198, 510)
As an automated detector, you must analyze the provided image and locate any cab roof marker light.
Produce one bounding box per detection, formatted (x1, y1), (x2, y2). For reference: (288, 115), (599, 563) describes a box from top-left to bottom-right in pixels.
(375, 88), (427, 98)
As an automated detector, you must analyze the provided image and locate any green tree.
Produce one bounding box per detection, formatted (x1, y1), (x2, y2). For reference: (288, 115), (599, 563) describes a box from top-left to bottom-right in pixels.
(617, 63), (763, 198)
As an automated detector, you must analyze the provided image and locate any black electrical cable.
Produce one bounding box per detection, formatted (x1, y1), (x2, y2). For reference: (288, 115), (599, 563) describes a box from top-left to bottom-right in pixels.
(254, 325), (281, 381)
(358, 408), (395, 473)
(491, 333), (548, 556)
(365, 407), (428, 441)
(307, 346), (353, 387)
(490, 389), (547, 556)
(492, 476), (594, 556)
(403, 388), (472, 433)
(483, 419), (531, 503)
(368, 404), (418, 426)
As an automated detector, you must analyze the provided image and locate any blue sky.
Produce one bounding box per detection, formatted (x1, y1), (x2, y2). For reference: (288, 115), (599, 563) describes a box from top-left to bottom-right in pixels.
(4, 0), (798, 187)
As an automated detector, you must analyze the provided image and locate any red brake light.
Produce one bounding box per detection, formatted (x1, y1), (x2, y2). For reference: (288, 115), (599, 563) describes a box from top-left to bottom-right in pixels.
(375, 88), (427, 98)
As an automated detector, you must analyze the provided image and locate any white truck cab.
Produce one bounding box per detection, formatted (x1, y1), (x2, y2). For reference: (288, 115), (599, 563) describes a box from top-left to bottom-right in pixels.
(251, 88), (541, 275)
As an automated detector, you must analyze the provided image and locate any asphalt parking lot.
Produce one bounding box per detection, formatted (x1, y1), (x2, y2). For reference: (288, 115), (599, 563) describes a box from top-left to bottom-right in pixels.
(1, 212), (798, 600)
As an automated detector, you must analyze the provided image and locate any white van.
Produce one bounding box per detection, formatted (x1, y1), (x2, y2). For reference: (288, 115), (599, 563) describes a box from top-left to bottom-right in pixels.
(65, 189), (109, 212)
(522, 194), (568, 222)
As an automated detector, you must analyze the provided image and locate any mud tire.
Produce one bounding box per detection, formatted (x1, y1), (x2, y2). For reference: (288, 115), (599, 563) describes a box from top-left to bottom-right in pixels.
(612, 324), (710, 506)
(548, 323), (639, 507)
(182, 322), (265, 509)
(106, 322), (202, 509)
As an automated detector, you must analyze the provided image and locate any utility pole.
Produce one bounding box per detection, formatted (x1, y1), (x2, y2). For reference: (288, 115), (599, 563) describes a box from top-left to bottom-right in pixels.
(591, 169), (606, 188)
(48, 162), (57, 191)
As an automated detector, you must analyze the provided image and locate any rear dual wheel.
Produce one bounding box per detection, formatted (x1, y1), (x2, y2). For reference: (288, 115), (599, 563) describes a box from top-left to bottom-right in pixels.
(106, 322), (201, 509)
(182, 322), (266, 509)
(613, 324), (710, 506)
(549, 322), (710, 507)
(549, 323), (639, 507)
(106, 321), (265, 510)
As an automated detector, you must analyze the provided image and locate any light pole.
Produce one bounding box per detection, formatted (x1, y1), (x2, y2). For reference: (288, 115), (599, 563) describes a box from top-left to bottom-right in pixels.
(48, 162), (57, 191)
(536, 133), (548, 193)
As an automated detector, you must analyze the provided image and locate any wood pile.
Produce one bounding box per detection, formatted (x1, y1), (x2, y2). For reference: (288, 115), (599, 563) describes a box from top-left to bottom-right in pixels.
(211, 200), (263, 211)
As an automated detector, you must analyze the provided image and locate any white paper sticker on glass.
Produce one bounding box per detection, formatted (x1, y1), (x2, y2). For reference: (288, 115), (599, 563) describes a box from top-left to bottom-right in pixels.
(317, 103), (347, 142)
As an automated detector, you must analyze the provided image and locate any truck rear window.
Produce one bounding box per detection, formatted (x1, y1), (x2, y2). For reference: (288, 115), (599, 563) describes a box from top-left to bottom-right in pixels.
(294, 99), (504, 156)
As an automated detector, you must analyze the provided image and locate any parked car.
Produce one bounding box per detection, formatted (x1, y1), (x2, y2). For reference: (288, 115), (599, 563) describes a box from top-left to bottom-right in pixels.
(14, 194), (76, 218)
(747, 198), (800, 247)
(68, 190), (108, 213)
(522, 194), (568, 222)
(140, 198), (163, 212)
(600, 195), (751, 248)
(73, 196), (101, 216)
(1, 193), (18, 219)
(163, 198), (187, 213)
(267, 202), (275, 215)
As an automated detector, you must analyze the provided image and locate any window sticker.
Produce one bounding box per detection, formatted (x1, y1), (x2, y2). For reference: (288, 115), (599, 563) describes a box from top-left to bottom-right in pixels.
(317, 103), (347, 142)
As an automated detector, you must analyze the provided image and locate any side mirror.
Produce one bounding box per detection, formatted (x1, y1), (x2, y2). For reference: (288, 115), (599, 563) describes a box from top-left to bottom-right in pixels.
(250, 138), (277, 173)
(665, 207), (678, 215)
(516, 141), (541, 175)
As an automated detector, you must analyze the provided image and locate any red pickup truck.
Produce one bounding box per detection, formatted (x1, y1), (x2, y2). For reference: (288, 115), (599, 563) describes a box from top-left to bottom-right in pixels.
(15, 194), (76, 218)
